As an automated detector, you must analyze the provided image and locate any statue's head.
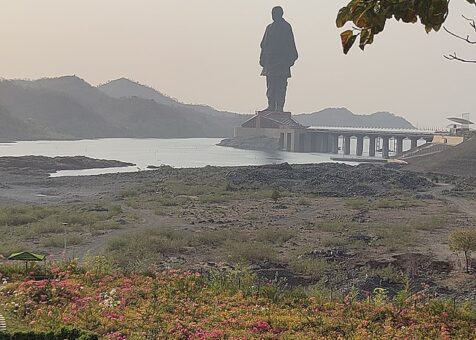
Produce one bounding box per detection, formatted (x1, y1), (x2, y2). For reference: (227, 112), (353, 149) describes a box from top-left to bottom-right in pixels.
(272, 6), (284, 21)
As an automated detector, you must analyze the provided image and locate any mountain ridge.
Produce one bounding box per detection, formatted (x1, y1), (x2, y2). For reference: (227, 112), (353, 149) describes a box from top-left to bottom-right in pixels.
(0, 76), (415, 141)
(294, 107), (415, 129)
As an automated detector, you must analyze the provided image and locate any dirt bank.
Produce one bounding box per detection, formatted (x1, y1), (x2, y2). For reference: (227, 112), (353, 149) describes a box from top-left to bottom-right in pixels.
(405, 137), (476, 178)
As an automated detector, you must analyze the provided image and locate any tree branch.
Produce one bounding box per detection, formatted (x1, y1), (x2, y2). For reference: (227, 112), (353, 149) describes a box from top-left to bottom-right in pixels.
(443, 27), (476, 44)
(444, 52), (476, 63)
(462, 14), (476, 33)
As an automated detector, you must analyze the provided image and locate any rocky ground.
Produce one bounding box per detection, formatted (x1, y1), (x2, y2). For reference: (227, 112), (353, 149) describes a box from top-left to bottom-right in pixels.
(0, 156), (133, 176)
(0, 161), (475, 302)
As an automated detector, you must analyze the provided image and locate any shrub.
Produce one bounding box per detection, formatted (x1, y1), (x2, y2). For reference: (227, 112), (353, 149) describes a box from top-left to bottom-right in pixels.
(271, 189), (281, 202)
(449, 228), (476, 273)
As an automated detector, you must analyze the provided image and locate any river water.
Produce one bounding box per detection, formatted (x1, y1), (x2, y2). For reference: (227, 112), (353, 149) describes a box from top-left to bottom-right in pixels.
(0, 137), (419, 177)
(0, 138), (340, 177)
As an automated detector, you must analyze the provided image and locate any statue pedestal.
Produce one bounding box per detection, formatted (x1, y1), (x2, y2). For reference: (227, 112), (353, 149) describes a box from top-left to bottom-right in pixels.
(256, 111), (292, 118)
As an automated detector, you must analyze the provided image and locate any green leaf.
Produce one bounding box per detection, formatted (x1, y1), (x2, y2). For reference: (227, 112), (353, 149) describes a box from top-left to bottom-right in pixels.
(359, 29), (372, 50)
(336, 7), (351, 28)
(338, 0), (450, 54)
(341, 30), (357, 54)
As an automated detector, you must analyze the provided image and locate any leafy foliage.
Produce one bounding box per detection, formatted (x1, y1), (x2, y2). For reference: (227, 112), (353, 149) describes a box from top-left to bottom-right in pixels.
(337, 0), (476, 53)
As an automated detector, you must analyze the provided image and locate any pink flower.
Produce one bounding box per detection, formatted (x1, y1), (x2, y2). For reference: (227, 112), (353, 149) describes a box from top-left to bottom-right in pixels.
(251, 320), (271, 333)
(106, 331), (127, 340)
(193, 330), (224, 339)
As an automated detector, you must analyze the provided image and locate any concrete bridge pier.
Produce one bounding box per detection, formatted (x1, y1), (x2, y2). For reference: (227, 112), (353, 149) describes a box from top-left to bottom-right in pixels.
(322, 133), (329, 153)
(396, 137), (404, 156)
(330, 134), (339, 154)
(303, 133), (313, 152)
(316, 133), (324, 152)
(343, 135), (351, 155)
(369, 136), (376, 157)
(356, 135), (364, 156)
(382, 136), (390, 159)
(310, 134), (317, 152)
(410, 137), (418, 149)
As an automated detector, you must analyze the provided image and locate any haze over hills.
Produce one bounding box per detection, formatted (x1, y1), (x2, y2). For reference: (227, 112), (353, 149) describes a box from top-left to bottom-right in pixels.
(0, 76), (415, 142)
(0, 102), (71, 142)
(0, 76), (246, 140)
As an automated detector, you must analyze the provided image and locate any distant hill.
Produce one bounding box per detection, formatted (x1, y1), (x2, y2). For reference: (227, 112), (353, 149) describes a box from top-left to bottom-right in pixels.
(295, 108), (415, 129)
(0, 78), (120, 138)
(98, 78), (245, 135)
(0, 102), (63, 142)
(0, 76), (416, 142)
(0, 76), (247, 140)
(98, 78), (178, 106)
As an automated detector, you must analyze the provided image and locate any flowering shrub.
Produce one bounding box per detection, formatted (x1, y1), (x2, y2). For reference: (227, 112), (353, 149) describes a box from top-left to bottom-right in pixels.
(0, 265), (475, 339)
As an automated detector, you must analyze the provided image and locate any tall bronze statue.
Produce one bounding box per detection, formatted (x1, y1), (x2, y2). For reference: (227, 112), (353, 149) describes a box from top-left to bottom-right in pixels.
(260, 6), (298, 113)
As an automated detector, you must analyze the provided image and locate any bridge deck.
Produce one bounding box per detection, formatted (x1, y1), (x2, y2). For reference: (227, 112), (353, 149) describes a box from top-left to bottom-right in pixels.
(308, 126), (436, 137)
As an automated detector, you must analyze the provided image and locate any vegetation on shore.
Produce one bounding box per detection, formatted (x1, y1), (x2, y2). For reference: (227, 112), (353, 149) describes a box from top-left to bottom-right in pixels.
(0, 259), (475, 339)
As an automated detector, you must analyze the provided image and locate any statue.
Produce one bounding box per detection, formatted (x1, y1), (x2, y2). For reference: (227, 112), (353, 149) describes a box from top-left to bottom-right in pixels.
(259, 6), (298, 113)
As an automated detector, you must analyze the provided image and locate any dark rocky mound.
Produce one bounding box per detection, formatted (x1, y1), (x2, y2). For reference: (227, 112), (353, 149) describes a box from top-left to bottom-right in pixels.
(406, 137), (476, 177)
(0, 156), (134, 174)
(217, 136), (280, 151)
(226, 163), (431, 197)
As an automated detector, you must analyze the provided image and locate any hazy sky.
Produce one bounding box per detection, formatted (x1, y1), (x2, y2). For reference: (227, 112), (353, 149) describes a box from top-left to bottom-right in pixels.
(1, 0), (476, 127)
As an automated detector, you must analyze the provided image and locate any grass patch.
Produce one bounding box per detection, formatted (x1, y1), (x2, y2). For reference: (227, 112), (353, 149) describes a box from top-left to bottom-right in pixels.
(367, 265), (403, 283)
(412, 216), (448, 231)
(193, 229), (247, 247)
(0, 203), (126, 254)
(376, 196), (422, 209)
(345, 197), (371, 210)
(311, 218), (354, 233)
(371, 223), (418, 250)
(297, 197), (311, 206)
(42, 233), (84, 248)
(256, 227), (296, 245)
(226, 241), (276, 263)
(289, 258), (328, 280)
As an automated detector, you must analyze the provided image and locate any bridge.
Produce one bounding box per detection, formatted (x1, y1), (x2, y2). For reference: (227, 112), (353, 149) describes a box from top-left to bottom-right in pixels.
(235, 111), (436, 159)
